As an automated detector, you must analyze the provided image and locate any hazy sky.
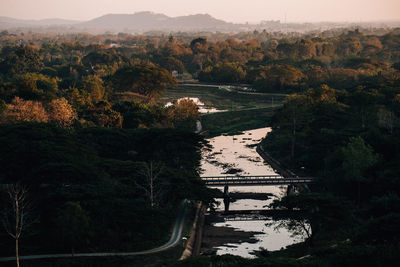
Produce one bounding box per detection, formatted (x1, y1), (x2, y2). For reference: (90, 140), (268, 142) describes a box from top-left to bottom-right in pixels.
(1, 0), (400, 23)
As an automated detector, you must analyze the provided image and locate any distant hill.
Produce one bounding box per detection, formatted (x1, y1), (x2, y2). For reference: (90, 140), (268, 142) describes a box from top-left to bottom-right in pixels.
(0, 12), (399, 33)
(77, 12), (235, 32)
(168, 14), (229, 28)
(80, 12), (170, 29)
(0, 16), (80, 28)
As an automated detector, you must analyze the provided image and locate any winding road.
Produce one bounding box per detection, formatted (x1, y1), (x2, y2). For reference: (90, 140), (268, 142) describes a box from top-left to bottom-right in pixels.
(0, 200), (189, 262)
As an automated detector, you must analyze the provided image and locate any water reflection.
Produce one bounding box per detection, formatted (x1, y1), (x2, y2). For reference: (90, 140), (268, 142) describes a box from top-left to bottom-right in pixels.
(165, 97), (226, 114)
(201, 128), (275, 176)
(201, 128), (305, 258)
(214, 220), (302, 259)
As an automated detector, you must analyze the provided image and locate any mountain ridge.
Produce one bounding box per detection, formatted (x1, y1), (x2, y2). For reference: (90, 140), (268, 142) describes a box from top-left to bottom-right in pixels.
(1, 12), (399, 33)
(0, 16), (80, 26)
(77, 12), (234, 31)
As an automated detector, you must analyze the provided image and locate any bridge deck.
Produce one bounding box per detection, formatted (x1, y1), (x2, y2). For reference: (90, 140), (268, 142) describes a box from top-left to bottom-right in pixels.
(211, 209), (303, 221)
(201, 175), (315, 186)
(224, 215), (267, 221)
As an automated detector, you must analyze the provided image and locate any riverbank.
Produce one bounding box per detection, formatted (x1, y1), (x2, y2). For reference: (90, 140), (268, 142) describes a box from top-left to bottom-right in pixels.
(164, 84), (285, 112)
(256, 141), (296, 178)
(163, 83), (284, 138)
(201, 108), (275, 137)
(180, 202), (207, 260)
(199, 214), (263, 256)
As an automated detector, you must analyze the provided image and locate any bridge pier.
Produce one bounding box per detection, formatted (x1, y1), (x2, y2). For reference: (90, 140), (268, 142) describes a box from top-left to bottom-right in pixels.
(287, 184), (296, 196)
(223, 185), (230, 213)
(223, 185), (229, 196)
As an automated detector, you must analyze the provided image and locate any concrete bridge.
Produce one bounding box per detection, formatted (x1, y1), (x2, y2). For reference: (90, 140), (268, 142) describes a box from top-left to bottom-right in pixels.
(202, 175), (315, 213)
(212, 209), (304, 221)
(201, 175), (315, 186)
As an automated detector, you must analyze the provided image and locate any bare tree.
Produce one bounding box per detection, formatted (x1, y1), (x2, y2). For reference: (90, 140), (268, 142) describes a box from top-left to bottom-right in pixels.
(2, 184), (35, 267)
(135, 161), (165, 207)
(379, 108), (397, 135)
(267, 218), (312, 241)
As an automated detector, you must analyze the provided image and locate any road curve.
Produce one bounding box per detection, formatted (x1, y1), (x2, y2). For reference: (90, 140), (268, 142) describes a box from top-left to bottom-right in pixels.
(0, 199), (189, 262)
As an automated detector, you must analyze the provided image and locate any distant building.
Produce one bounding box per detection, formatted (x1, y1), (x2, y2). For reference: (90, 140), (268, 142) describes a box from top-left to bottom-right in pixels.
(171, 70), (182, 79)
(171, 70), (178, 77)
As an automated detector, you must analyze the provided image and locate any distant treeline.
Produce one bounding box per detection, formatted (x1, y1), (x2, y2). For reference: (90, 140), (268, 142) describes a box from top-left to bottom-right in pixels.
(1, 28), (399, 96)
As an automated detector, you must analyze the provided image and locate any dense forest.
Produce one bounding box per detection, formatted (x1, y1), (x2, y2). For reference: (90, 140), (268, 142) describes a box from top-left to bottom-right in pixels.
(0, 27), (400, 266)
(256, 30), (400, 265)
(0, 31), (209, 260)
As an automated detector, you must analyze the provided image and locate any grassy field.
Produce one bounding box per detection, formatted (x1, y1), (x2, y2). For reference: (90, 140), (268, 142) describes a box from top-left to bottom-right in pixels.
(163, 84), (286, 136)
(201, 107), (276, 137)
(163, 84), (286, 111)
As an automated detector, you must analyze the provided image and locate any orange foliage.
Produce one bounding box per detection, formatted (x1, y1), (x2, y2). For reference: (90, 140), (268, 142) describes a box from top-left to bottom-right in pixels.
(0, 97), (77, 128)
(47, 98), (77, 128)
(167, 98), (199, 129)
(1, 97), (49, 123)
(168, 98), (199, 121)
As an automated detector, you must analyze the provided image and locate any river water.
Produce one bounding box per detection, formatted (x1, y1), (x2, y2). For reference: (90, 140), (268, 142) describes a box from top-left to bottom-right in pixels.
(165, 97), (227, 113)
(200, 128), (304, 258)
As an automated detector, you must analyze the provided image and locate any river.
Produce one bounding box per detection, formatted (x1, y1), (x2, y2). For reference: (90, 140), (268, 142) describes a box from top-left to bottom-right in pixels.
(200, 128), (305, 258)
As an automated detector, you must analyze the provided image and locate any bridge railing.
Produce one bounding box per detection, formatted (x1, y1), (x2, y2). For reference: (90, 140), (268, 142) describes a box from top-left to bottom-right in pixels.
(201, 175), (315, 185)
(201, 175), (284, 180)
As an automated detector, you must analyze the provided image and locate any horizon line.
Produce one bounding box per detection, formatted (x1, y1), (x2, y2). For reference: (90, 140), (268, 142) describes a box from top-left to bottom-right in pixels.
(1, 11), (400, 25)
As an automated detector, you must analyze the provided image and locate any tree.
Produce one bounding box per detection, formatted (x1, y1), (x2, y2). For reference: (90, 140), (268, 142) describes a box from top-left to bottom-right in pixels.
(327, 68), (359, 89)
(159, 57), (185, 73)
(297, 39), (317, 59)
(337, 37), (362, 57)
(277, 94), (312, 159)
(81, 75), (106, 103)
(55, 202), (90, 255)
(349, 88), (382, 130)
(0, 99), (7, 114)
(112, 65), (177, 102)
(199, 62), (246, 83)
(341, 136), (379, 204)
(379, 108), (397, 135)
(254, 65), (305, 92)
(47, 98), (77, 128)
(393, 62), (400, 71)
(1, 97), (49, 124)
(0, 45), (43, 75)
(267, 215), (312, 241)
(276, 42), (297, 59)
(269, 193), (354, 245)
(134, 161), (166, 207)
(167, 98), (199, 130)
(190, 37), (207, 54)
(66, 87), (92, 111)
(15, 73), (60, 102)
(305, 65), (328, 87)
(113, 101), (168, 129)
(2, 184), (35, 267)
(81, 51), (122, 69)
(85, 101), (123, 128)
